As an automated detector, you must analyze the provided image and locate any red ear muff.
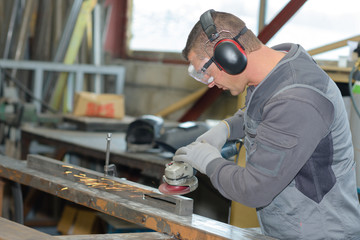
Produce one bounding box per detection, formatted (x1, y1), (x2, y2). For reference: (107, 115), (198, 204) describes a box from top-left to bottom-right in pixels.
(213, 39), (247, 75)
(200, 9), (248, 75)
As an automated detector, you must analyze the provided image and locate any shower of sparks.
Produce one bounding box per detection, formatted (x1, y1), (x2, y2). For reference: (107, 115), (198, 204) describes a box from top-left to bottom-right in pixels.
(61, 166), (153, 197)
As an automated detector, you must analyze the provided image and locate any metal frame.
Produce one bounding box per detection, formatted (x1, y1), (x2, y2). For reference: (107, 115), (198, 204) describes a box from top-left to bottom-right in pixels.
(0, 59), (126, 112)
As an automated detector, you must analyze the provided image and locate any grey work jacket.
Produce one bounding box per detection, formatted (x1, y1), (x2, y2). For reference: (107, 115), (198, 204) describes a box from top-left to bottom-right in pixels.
(207, 43), (360, 239)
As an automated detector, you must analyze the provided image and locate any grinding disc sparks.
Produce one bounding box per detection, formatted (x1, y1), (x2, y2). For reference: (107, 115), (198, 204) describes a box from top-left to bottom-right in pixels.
(158, 182), (191, 195)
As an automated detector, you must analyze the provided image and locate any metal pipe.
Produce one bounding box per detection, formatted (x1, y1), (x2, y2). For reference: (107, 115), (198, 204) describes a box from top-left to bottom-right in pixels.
(104, 133), (112, 176)
(11, 182), (24, 224)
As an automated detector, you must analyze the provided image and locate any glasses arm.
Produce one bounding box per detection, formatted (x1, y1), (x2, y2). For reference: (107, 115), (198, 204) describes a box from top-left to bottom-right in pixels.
(201, 58), (215, 72)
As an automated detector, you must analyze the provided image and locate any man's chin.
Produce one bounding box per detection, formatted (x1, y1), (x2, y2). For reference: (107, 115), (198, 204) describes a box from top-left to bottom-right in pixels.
(229, 90), (239, 96)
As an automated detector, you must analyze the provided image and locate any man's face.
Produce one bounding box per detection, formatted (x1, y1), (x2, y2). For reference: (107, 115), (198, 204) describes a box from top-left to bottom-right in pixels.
(187, 50), (248, 96)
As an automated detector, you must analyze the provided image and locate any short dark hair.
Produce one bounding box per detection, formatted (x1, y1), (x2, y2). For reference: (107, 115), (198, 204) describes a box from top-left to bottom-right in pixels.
(182, 10), (262, 61)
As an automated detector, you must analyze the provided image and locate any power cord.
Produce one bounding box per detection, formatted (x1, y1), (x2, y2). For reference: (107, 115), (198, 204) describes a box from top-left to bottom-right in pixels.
(0, 67), (57, 113)
(348, 42), (360, 119)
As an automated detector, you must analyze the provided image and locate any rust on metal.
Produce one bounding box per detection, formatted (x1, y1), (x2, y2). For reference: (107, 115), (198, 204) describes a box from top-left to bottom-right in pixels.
(0, 154), (274, 240)
(27, 154), (193, 216)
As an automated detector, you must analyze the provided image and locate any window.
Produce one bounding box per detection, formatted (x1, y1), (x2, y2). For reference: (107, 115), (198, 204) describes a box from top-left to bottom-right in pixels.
(129, 0), (359, 61)
(129, 0), (259, 53)
(265, 0), (359, 60)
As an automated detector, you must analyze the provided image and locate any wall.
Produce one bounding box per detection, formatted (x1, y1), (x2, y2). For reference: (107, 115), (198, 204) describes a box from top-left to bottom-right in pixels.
(114, 59), (239, 122)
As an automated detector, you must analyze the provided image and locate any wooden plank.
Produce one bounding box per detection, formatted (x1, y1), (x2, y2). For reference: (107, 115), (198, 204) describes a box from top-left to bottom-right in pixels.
(0, 155), (274, 240)
(0, 217), (56, 240)
(320, 65), (353, 83)
(308, 35), (360, 56)
(155, 87), (208, 118)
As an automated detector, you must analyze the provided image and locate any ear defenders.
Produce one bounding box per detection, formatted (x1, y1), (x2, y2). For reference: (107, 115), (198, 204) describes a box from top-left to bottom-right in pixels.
(200, 9), (248, 75)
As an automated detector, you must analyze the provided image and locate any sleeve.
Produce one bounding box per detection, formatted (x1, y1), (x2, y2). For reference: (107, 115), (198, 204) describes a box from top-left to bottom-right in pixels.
(207, 88), (334, 208)
(224, 109), (246, 140)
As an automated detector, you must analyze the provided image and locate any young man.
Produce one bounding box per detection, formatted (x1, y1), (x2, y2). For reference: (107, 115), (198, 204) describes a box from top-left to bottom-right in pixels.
(174, 9), (360, 239)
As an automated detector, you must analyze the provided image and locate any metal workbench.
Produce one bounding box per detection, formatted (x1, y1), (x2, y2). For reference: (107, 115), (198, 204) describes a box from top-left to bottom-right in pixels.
(0, 154), (275, 239)
(21, 124), (169, 179)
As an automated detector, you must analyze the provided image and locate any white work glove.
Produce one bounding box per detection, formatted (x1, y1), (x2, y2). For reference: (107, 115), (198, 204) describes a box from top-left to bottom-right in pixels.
(173, 141), (222, 174)
(196, 121), (230, 150)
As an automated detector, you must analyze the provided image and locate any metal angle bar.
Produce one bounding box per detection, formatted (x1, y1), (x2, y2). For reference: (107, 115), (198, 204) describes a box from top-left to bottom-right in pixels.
(93, 3), (103, 94)
(49, 0), (98, 111)
(0, 0), (19, 96)
(43, 0), (83, 100)
(0, 59), (124, 75)
(0, 155), (273, 240)
(2, 0), (19, 59)
(115, 68), (126, 94)
(52, 0), (83, 63)
(67, 73), (75, 112)
(11, 0), (37, 78)
(258, 0), (267, 33)
(26, 154), (193, 216)
(33, 68), (43, 112)
(33, 0), (53, 61)
(0, 59), (125, 104)
(0, 59), (125, 112)
(75, 70), (84, 93)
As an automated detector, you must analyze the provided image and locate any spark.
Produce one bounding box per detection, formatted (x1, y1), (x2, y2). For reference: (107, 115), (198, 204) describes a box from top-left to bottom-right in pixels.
(62, 165), (73, 169)
(73, 174), (86, 178)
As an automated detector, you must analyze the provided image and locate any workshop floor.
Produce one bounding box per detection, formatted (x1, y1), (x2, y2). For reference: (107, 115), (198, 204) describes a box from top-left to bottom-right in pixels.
(33, 226), (59, 235)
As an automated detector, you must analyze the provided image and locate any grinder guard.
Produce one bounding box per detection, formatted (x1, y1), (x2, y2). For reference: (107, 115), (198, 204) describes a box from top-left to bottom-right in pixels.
(125, 115), (164, 152)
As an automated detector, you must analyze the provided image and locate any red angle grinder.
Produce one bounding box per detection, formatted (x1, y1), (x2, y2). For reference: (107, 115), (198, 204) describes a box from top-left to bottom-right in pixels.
(158, 161), (198, 195)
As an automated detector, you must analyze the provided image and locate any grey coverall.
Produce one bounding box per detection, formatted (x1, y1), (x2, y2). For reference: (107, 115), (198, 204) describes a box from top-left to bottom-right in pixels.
(206, 43), (360, 239)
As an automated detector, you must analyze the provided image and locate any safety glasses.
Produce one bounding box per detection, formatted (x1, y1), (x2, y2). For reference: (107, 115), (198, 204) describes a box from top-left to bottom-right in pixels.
(188, 58), (214, 85)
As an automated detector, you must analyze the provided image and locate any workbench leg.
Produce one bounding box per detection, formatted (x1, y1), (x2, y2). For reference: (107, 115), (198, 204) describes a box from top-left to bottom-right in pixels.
(0, 178), (4, 217)
(54, 147), (67, 161)
(23, 188), (37, 219)
(20, 133), (31, 160)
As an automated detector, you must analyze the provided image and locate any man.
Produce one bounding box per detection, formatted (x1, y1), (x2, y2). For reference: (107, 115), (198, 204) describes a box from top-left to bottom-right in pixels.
(174, 9), (360, 239)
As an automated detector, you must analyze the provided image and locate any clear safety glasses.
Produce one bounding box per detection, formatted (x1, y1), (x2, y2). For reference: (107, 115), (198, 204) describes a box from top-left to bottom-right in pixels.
(188, 58), (214, 85)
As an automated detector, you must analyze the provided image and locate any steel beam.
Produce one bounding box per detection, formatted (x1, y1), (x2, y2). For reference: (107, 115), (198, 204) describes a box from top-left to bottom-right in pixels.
(0, 154), (273, 240)
(257, 0), (307, 44)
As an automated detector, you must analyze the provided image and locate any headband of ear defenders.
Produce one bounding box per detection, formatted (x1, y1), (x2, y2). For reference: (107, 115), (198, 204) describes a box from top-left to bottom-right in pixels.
(200, 9), (219, 42)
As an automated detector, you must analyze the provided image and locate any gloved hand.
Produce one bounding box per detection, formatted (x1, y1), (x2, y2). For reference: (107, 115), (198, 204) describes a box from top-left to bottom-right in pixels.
(173, 141), (222, 174)
(196, 121), (230, 150)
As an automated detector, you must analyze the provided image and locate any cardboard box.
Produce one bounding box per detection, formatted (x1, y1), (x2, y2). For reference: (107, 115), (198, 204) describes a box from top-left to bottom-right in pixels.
(57, 205), (102, 235)
(73, 92), (125, 119)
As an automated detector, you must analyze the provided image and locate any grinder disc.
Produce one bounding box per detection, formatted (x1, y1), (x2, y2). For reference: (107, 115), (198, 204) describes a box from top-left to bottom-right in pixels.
(158, 182), (191, 195)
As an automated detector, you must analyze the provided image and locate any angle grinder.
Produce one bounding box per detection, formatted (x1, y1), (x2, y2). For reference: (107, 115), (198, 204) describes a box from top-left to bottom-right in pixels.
(158, 140), (242, 195)
(158, 161), (198, 195)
